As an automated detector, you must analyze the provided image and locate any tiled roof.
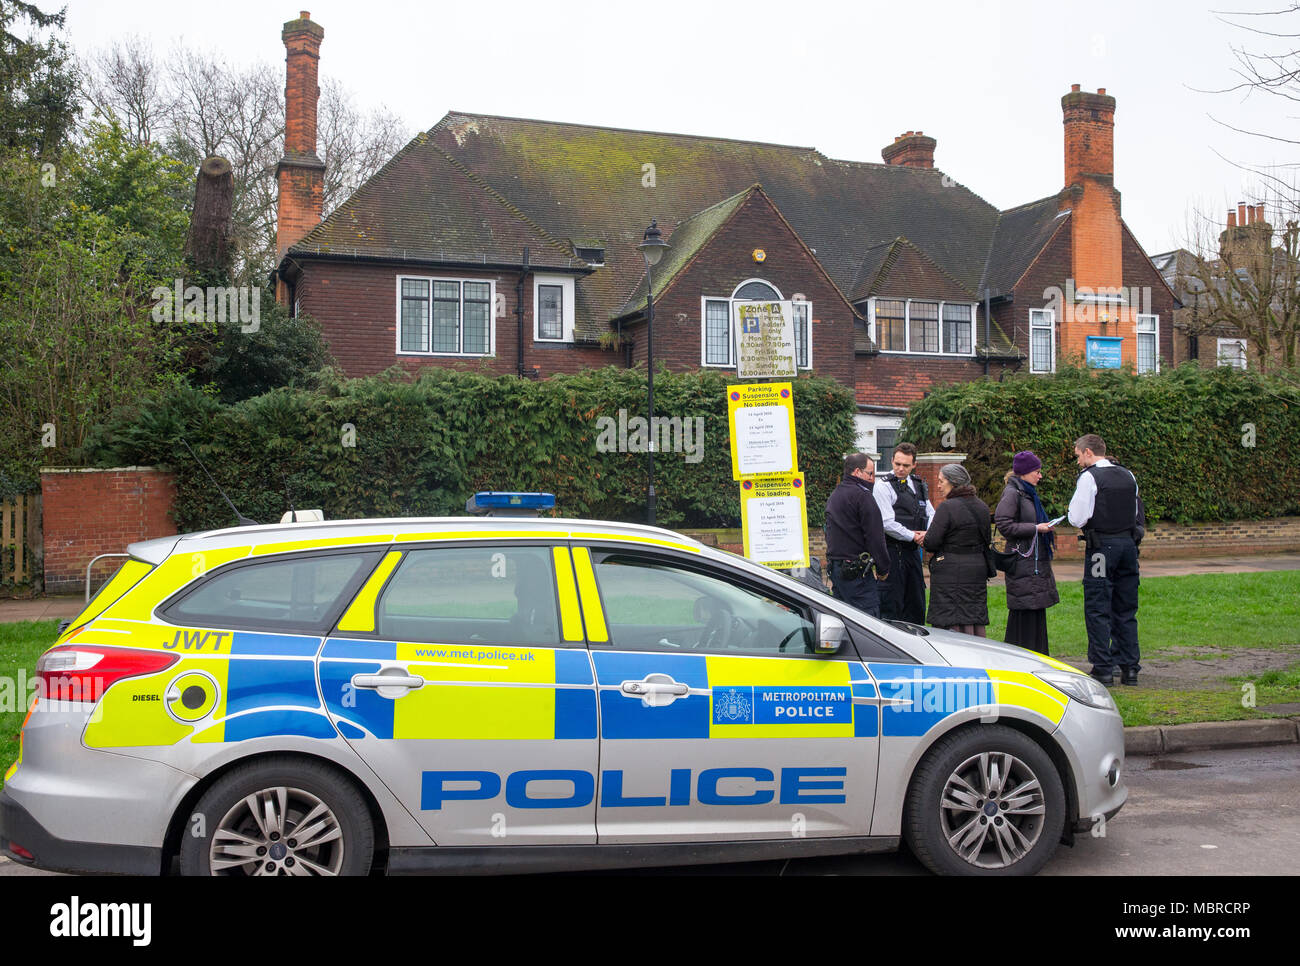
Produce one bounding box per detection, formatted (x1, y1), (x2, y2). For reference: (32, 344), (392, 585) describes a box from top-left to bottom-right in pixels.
(980, 196), (1069, 296)
(289, 133), (586, 272)
(855, 236), (977, 302)
(424, 112), (1002, 318)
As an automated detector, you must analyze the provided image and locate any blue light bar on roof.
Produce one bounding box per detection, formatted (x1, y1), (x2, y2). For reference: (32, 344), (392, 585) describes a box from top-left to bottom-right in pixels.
(465, 491), (557, 516)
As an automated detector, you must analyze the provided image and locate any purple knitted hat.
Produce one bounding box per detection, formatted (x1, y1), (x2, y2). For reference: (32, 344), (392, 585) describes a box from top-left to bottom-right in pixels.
(1012, 450), (1042, 475)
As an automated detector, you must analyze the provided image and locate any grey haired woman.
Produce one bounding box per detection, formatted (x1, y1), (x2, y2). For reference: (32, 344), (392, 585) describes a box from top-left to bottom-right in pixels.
(922, 463), (990, 636)
(994, 450), (1059, 655)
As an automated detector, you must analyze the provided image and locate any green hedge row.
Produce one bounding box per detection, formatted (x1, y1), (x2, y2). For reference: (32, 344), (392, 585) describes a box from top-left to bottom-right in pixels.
(84, 367), (858, 533)
(900, 364), (1300, 523)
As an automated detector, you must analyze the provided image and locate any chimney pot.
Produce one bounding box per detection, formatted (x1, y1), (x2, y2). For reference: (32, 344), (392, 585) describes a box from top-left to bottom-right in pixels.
(1097, 88), (1105, 95)
(1071, 84), (1081, 92)
(1238, 202), (1247, 225)
(300, 10), (310, 17)
(1228, 210), (1237, 228)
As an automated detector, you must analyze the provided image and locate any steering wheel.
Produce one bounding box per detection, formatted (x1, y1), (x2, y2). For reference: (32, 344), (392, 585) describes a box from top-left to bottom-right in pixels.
(697, 601), (734, 650)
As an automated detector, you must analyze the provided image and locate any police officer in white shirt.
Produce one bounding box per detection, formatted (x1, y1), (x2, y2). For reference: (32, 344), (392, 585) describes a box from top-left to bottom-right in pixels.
(873, 442), (934, 625)
(1068, 433), (1142, 687)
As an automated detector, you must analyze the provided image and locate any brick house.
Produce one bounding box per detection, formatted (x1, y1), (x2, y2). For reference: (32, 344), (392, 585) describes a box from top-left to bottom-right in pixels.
(1153, 203), (1295, 371)
(273, 15), (1176, 460)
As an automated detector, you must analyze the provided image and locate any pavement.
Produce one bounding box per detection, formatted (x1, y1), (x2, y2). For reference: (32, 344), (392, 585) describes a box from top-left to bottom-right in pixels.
(2, 552), (1298, 758)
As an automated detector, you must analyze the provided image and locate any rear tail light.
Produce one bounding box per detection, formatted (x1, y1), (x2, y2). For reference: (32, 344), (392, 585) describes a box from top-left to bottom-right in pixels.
(34, 645), (179, 704)
(7, 844), (34, 862)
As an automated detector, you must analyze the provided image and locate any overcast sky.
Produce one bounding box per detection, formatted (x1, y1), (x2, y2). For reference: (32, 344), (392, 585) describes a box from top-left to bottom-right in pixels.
(62, 0), (1295, 255)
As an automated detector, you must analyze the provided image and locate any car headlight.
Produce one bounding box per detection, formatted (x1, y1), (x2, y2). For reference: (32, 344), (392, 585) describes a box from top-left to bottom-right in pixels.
(1035, 670), (1117, 711)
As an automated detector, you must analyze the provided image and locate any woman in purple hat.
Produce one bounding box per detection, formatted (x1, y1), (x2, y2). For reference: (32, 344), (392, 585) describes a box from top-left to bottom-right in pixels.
(994, 451), (1059, 654)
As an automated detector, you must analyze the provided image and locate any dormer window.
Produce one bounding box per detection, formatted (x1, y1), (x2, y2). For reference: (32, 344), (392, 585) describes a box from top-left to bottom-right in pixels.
(572, 240), (606, 266)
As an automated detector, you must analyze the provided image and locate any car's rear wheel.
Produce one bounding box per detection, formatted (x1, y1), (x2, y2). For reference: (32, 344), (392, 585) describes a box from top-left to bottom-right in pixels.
(903, 725), (1065, 876)
(180, 758), (374, 876)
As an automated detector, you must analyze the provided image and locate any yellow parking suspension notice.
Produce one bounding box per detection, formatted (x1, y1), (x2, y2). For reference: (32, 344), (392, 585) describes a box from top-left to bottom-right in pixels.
(739, 472), (809, 569)
(727, 382), (798, 480)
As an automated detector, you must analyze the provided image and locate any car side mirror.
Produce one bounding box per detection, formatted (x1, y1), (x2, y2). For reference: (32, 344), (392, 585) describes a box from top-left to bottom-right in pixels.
(815, 613), (846, 655)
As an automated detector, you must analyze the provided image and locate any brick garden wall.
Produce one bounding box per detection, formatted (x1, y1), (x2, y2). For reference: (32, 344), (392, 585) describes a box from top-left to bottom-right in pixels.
(41, 467), (177, 594)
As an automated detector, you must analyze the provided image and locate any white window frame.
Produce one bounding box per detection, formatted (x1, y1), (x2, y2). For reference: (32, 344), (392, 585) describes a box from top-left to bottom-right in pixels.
(868, 297), (978, 357)
(1217, 337), (1248, 370)
(395, 275), (496, 357)
(1029, 308), (1056, 373)
(533, 274), (576, 343)
(853, 414), (903, 474)
(1136, 313), (1160, 374)
(698, 280), (812, 370)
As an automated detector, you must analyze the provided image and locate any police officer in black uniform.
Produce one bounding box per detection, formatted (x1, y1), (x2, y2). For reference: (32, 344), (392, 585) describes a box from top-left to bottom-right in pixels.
(874, 442), (933, 625)
(824, 453), (891, 617)
(1067, 433), (1142, 686)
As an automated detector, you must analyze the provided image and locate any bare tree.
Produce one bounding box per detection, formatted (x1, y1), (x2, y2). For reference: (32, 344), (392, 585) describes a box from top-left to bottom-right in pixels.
(1181, 203), (1300, 372)
(79, 40), (411, 283)
(82, 35), (172, 145)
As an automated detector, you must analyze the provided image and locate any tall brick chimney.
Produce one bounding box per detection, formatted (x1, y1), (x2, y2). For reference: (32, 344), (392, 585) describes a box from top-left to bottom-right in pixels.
(1060, 86), (1122, 293)
(1220, 201), (1272, 280)
(881, 131), (937, 169)
(276, 11), (325, 267)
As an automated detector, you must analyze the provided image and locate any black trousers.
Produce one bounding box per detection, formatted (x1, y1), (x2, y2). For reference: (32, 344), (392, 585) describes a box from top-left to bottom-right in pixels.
(881, 539), (926, 625)
(1083, 536), (1140, 674)
(828, 558), (881, 618)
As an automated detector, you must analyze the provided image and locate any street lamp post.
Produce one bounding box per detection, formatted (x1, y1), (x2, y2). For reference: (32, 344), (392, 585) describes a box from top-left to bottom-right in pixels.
(638, 219), (669, 526)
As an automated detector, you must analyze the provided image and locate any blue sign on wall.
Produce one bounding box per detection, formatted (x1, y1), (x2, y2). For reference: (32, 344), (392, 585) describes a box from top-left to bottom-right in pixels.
(1086, 336), (1123, 369)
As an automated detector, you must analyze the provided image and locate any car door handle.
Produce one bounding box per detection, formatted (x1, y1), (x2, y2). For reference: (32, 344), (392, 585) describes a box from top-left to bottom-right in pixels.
(621, 680), (689, 696)
(619, 674), (691, 707)
(352, 673), (424, 690)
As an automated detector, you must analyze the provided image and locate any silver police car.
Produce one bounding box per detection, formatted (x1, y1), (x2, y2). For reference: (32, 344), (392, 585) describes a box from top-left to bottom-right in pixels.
(0, 516), (1125, 875)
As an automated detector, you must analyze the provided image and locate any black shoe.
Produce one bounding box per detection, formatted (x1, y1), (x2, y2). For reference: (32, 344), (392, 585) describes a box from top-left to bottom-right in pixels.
(1120, 667), (1139, 686)
(1090, 669), (1115, 687)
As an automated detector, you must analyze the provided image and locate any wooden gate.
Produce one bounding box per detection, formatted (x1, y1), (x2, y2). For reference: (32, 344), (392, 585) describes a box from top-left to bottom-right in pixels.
(1, 493), (40, 587)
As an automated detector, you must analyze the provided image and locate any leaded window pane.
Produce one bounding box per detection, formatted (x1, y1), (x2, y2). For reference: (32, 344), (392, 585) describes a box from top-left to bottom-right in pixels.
(400, 279), (429, 352)
(942, 303), (972, 354)
(733, 280), (779, 300)
(464, 282), (490, 354)
(1137, 332), (1156, 373)
(909, 301), (939, 353)
(433, 281), (460, 353)
(876, 299), (905, 351)
(705, 299), (731, 365)
(538, 284), (563, 340)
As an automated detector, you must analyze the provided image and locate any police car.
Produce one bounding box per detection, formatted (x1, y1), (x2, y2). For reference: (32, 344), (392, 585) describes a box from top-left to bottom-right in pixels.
(0, 516), (1126, 876)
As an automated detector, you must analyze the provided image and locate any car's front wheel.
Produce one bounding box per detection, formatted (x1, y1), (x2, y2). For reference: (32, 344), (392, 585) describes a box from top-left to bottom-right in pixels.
(180, 757), (374, 876)
(904, 725), (1065, 876)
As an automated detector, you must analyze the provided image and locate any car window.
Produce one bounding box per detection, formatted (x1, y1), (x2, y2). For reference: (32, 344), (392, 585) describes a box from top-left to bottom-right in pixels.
(591, 552), (815, 655)
(165, 551), (380, 633)
(376, 546), (563, 646)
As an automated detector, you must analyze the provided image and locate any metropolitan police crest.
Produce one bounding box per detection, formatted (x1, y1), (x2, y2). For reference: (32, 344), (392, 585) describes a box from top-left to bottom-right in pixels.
(713, 687), (753, 724)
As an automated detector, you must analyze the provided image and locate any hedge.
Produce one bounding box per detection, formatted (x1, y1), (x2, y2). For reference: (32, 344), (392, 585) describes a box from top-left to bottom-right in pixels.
(900, 364), (1300, 523)
(83, 367), (858, 533)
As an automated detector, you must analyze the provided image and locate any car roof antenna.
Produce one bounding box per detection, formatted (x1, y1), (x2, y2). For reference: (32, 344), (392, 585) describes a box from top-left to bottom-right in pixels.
(284, 474), (297, 523)
(180, 438), (259, 527)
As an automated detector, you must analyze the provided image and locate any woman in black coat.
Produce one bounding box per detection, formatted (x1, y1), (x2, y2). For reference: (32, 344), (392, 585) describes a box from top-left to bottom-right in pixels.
(994, 450), (1059, 655)
(922, 463), (990, 636)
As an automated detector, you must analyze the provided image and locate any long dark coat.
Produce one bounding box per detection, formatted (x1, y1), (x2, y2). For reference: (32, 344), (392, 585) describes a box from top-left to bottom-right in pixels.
(994, 479), (1061, 612)
(923, 490), (990, 627)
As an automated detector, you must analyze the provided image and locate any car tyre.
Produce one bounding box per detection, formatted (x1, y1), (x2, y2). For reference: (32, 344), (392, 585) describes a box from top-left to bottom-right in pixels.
(903, 725), (1065, 876)
(180, 757), (374, 876)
